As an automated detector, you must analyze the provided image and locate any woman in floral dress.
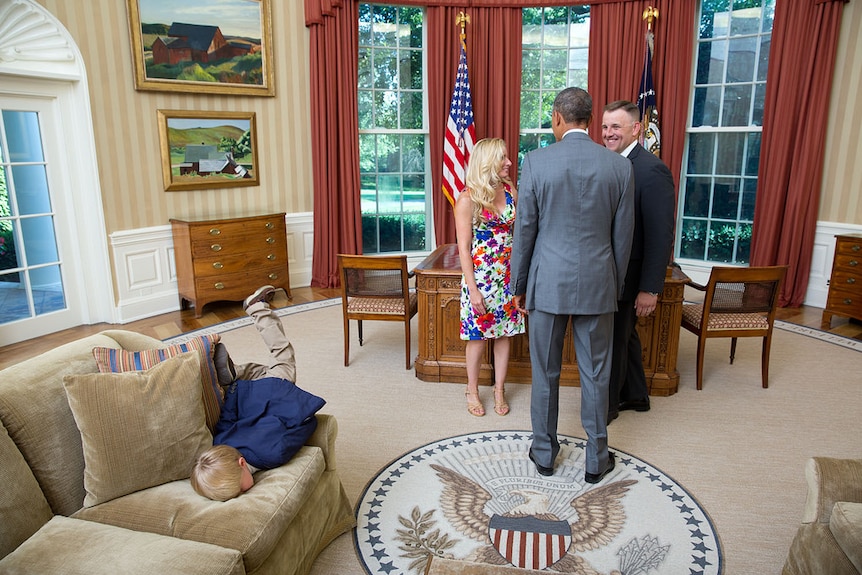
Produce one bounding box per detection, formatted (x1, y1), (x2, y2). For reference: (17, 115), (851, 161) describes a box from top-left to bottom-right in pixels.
(454, 138), (526, 416)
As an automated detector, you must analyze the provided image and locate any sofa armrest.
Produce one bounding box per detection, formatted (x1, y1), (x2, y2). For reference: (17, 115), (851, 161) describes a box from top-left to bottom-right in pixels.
(96, 329), (164, 351)
(801, 457), (862, 524)
(306, 413), (338, 471)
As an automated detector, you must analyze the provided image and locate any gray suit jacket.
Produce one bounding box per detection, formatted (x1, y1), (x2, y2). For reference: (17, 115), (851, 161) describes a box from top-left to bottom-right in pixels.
(511, 131), (634, 315)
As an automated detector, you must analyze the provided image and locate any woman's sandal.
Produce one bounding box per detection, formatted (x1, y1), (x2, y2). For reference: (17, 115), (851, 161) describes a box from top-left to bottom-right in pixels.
(494, 387), (510, 416)
(466, 391), (485, 417)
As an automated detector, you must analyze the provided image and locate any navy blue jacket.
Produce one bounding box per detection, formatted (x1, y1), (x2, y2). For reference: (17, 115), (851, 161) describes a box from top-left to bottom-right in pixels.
(213, 377), (325, 470)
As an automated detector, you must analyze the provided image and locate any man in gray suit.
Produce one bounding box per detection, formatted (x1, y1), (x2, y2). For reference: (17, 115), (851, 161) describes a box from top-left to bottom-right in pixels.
(511, 87), (634, 484)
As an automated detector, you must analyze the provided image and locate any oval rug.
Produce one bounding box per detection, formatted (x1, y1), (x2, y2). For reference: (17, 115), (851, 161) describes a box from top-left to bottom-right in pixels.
(354, 431), (722, 574)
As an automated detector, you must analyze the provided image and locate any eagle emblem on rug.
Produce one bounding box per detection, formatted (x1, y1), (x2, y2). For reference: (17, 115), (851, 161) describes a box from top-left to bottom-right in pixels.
(431, 463), (638, 573)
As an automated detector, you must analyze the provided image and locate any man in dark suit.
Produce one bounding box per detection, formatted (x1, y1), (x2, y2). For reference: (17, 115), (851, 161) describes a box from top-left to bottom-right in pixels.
(511, 87), (634, 484)
(601, 100), (676, 421)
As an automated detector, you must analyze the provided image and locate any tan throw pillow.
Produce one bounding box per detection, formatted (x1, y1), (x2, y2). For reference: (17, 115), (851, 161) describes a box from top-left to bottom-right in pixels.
(92, 334), (222, 431)
(63, 352), (213, 507)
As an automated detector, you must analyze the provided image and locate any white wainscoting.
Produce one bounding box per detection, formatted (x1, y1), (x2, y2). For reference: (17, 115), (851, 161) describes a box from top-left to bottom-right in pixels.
(110, 213), (314, 323)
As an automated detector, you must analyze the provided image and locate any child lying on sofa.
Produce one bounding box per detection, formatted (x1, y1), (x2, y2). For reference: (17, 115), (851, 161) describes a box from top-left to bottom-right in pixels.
(191, 286), (326, 501)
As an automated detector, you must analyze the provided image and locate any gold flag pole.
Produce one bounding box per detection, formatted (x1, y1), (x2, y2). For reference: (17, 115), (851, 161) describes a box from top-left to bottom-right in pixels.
(456, 11), (470, 43)
(643, 6), (658, 31)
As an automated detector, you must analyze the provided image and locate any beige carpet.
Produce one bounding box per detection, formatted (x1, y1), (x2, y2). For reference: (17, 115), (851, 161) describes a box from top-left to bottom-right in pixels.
(210, 301), (861, 574)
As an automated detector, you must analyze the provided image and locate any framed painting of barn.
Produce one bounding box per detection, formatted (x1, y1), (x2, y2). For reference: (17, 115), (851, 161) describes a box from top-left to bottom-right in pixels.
(127, 0), (274, 96)
(157, 110), (260, 191)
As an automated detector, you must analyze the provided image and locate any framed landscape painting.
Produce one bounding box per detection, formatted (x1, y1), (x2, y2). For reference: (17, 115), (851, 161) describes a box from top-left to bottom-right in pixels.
(127, 0), (274, 96)
(157, 110), (260, 191)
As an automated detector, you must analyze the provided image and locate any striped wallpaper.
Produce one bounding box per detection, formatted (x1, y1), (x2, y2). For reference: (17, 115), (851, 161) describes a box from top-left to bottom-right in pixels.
(35, 0), (862, 237)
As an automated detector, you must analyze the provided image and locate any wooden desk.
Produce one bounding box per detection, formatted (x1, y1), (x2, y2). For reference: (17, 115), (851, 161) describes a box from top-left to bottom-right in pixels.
(413, 244), (685, 396)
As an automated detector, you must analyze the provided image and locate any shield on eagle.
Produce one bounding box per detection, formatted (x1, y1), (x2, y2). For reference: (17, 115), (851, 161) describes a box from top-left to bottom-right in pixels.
(488, 514), (572, 570)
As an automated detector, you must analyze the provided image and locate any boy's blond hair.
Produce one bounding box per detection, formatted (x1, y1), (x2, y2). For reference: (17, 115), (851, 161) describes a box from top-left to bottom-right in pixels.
(191, 444), (243, 501)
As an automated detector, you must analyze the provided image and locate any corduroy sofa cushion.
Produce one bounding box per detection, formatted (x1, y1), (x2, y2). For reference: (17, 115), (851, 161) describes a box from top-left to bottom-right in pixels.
(0, 421), (53, 560)
(92, 333), (223, 430)
(63, 353), (212, 507)
(831, 502), (862, 572)
(73, 445), (326, 573)
(0, 515), (244, 575)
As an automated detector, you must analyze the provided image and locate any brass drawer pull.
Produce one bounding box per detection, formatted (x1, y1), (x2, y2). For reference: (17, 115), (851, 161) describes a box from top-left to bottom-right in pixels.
(214, 282), (225, 290)
(267, 253), (276, 261)
(850, 260), (859, 267)
(844, 298), (853, 305)
(212, 262), (223, 269)
(265, 222), (275, 230)
(268, 273), (278, 280)
(848, 278), (857, 284)
(211, 244), (222, 252)
(266, 236), (275, 244)
(852, 244), (861, 252)
(209, 228), (221, 236)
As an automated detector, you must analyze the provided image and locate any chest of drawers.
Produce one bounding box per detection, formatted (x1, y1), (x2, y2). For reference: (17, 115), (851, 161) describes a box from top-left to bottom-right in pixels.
(821, 234), (862, 329)
(171, 213), (291, 317)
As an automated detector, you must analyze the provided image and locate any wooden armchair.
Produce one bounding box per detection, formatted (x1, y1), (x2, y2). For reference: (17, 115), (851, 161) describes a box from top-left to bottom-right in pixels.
(680, 265), (787, 390)
(337, 254), (418, 370)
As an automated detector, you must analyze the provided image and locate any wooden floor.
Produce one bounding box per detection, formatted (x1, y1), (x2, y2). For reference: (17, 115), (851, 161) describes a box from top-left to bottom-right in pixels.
(0, 285), (859, 370)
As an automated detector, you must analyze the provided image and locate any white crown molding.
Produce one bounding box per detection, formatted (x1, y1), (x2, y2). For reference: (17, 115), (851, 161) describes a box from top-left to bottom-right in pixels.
(0, 0), (79, 80)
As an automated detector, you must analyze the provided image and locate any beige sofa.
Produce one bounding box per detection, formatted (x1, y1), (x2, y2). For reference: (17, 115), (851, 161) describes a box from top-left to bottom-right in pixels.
(782, 457), (862, 575)
(0, 330), (355, 575)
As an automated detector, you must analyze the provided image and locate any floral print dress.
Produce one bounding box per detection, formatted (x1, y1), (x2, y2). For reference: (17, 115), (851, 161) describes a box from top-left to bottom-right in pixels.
(460, 188), (525, 340)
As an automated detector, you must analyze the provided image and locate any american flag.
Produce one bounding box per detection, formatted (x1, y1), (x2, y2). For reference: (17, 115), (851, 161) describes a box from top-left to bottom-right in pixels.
(637, 30), (661, 157)
(442, 38), (476, 206)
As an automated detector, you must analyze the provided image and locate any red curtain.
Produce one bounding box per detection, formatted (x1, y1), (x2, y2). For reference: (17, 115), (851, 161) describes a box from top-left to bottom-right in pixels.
(750, 0), (847, 307)
(305, 0), (363, 288)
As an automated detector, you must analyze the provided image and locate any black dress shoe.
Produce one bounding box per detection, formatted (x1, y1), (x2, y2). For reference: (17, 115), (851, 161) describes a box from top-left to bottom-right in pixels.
(584, 452), (615, 484)
(528, 449), (554, 477)
(618, 399), (650, 412)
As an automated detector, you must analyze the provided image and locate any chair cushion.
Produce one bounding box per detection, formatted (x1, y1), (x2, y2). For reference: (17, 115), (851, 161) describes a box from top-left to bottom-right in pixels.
(831, 501), (862, 572)
(682, 303), (769, 330)
(348, 291), (418, 315)
(63, 353), (212, 507)
(92, 334), (223, 431)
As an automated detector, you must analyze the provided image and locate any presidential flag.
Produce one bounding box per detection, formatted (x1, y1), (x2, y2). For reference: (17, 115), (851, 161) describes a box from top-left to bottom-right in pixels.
(442, 38), (476, 206)
(637, 30), (661, 157)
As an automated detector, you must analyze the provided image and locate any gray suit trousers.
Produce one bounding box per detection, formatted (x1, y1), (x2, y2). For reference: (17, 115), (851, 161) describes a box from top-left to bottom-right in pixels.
(529, 309), (613, 475)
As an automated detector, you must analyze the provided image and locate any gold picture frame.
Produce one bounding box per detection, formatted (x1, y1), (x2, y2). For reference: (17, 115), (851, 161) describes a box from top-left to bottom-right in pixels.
(127, 0), (274, 96)
(157, 110), (260, 191)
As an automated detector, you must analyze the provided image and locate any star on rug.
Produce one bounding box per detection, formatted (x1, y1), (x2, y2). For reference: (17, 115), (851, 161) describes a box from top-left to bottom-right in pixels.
(354, 431), (722, 575)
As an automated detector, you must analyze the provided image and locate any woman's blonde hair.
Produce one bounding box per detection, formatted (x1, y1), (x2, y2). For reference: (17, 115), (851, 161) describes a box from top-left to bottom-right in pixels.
(464, 138), (509, 224)
(190, 444), (244, 501)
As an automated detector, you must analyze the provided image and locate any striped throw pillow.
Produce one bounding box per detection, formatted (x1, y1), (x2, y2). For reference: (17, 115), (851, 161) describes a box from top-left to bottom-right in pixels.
(92, 334), (223, 431)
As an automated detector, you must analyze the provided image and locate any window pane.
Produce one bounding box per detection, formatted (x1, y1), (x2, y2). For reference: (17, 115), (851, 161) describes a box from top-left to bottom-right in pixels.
(741, 178), (757, 221)
(2, 111), (44, 163)
(726, 36), (756, 83)
(692, 86), (721, 127)
(542, 50), (567, 89)
(752, 83), (766, 126)
(358, 91), (373, 129)
(700, 0), (730, 39)
(520, 91), (540, 130)
(745, 132), (761, 176)
(729, 3), (762, 36)
(684, 177), (711, 218)
(402, 134), (424, 172)
(521, 49), (541, 89)
(757, 35), (770, 81)
(402, 50), (422, 89)
(373, 49), (397, 89)
(399, 7), (422, 48)
(377, 134), (399, 173)
(21, 215), (59, 265)
(400, 91), (422, 130)
(712, 177), (740, 219)
(0, 274), (28, 322)
(708, 222), (737, 263)
(371, 6), (397, 45)
(680, 219), (707, 259)
(403, 174), (425, 213)
(373, 91), (397, 129)
(722, 84), (752, 127)
(762, 0), (776, 32)
(362, 216), (379, 253)
(0, 220), (19, 272)
(360, 174), (376, 213)
(11, 165), (51, 216)
(359, 134), (376, 173)
(687, 133), (716, 174)
(404, 213), (425, 251)
(715, 132), (745, 174)
(358, 48), (372, 88)
(31, 264), (65, 316)
(736, 223), (752, 263)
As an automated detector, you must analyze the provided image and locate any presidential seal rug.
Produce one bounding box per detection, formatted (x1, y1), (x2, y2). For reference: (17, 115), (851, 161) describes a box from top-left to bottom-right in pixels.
(354, 431), (722, 575)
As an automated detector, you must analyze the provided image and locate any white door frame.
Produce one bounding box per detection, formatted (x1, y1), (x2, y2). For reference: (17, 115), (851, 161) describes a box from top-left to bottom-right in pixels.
(0, 0), (114, 344)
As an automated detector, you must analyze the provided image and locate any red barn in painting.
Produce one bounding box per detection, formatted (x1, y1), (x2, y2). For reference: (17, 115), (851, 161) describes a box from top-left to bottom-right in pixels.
(151, 22), (254, 66)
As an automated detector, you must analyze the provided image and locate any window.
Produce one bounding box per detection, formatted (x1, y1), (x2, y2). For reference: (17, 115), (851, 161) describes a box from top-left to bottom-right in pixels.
(519, 6), (590, 166)
(677, 0), (775, 264)
(358, 4), (428, 254)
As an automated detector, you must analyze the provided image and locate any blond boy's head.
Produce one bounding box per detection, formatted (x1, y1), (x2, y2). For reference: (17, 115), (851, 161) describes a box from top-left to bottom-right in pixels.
(191, 444), (255, 501)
